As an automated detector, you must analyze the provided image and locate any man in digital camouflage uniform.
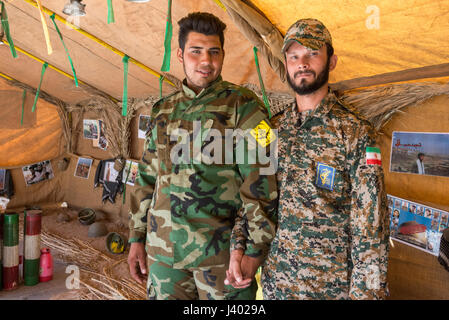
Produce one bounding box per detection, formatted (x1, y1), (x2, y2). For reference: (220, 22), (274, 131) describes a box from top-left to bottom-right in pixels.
(127, 12), (278, 300)
(261, 18), (390, 300)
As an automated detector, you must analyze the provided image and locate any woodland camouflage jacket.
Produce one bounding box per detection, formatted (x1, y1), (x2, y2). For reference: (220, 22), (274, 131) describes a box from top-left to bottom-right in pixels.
(129, 76), (278, 269)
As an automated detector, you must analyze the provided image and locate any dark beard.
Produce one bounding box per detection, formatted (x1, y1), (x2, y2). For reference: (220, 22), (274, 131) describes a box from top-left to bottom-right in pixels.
(287, 59), (330, 95)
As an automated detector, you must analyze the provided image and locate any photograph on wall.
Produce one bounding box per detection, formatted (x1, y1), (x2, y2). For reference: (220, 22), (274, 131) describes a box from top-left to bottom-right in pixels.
(122, 160), (139, 186)
(138, 115), (152, 139)
(74, 157), (93, 179)
(93, 120), (108, 150)
(103, 161), (120, 183)
(390, 132), (449, 178)
(388, 194), (448, 256)
(22, 160), (54, 186)
(83, 119), (99, 140)
(0, 169), (5, 191)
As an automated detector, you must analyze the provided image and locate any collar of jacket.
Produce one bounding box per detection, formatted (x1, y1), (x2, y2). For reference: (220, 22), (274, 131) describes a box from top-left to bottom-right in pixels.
(290, 89), (338, 122)
(181, 76), (224, 99)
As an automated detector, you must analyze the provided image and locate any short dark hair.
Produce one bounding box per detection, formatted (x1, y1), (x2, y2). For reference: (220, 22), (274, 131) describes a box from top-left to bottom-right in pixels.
(325, 43), (334, 62)
(178, 12), (227, 51)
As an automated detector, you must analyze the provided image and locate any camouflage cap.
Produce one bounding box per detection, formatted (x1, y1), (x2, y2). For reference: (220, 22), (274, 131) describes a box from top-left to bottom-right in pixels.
(282, 18), (332, 54)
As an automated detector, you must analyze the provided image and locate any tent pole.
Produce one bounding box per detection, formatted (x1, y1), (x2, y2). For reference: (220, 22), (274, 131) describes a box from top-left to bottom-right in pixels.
(332, 63), (449, 92)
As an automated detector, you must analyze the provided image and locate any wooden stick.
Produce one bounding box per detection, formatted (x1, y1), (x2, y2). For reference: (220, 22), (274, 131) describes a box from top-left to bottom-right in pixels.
(331, 63), (449, 92)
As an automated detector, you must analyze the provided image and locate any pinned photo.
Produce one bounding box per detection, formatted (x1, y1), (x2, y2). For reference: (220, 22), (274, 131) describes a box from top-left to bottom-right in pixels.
(122, 160), (138, 186)
(93, 120), (108, 150)
(393, 209), (400, 219)
(138, 115), (152, 139)
(388, 194), (448, 256)
(103, 161), (119, 183)
(417, 206), (424, 216)
(75, 157), (93, 179)
(425, 208), (432, 219)
(402, 201), (408, 212)
(390, 132), (449, 178)
(431, 219), (439, 231)
(441, 212), (448, 225)
(433, 210), (440, 221)
(22, 160), (54, 186)
(83, 119), (99, 140)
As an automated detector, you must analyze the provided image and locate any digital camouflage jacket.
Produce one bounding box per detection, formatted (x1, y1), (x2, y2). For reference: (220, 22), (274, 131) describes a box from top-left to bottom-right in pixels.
(262, 91), (390, 300)
(129, 76), (278, 269)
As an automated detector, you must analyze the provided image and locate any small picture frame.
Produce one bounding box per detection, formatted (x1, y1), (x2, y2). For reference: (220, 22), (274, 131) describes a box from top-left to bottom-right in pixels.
(74, 157), (93, 179)
(138, 115), (152, 139)
(83, 119), (99, 140)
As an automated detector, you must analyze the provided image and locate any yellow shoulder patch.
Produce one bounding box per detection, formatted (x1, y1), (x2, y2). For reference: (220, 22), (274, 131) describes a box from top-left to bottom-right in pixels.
(250, 119), (275, 148)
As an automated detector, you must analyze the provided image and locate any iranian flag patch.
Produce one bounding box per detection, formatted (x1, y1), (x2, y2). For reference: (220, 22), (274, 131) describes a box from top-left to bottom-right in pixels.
(366, 147), (382, 165)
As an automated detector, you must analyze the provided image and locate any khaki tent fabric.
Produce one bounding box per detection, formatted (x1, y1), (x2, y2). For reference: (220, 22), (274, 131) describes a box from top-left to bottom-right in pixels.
(379, 94), (449, 211)
(377, 94), (449, 299)
(0, 78), (63, 167)
(1, 0), (449, 300)
(250, 0), (449, 85)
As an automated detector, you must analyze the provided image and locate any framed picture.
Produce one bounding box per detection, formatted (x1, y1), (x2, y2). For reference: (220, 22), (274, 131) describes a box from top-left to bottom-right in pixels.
(74, 157), (93, 179)
(103, 161), (119, 183)
(388, 194), (447, 256)
(390, 132), (449, 178)
(22, 160), (54, 186)
(122, 160), (139, 186)
(83, 119), (99, 140)
(93, 120), (108, 150)
(138, 115), (152, 139)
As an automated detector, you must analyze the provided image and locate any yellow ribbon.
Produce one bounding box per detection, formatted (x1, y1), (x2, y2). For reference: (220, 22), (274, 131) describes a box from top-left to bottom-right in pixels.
(36, 0), (52, 55)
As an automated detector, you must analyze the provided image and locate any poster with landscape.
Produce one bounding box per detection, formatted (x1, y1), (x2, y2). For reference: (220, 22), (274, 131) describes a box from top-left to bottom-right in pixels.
(390, 132), (449, 178)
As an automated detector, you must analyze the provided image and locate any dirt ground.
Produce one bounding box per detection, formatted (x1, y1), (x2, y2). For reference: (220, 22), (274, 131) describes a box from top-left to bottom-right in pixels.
(2, 202), (141, 300)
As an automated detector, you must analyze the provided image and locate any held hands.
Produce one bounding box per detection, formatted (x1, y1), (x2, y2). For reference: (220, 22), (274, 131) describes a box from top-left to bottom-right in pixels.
(127, 242), (148, 284)
(225, 249), (261, 289)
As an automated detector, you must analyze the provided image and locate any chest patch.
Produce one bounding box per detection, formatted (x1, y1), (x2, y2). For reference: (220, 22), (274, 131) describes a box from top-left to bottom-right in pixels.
(315, 162), (336, 191)
(250, 119), (274, 147)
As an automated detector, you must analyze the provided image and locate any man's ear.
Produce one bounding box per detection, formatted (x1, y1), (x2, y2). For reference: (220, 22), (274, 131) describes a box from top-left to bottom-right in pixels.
(177, 47), (184, 64)
(329, 54), (338, 71)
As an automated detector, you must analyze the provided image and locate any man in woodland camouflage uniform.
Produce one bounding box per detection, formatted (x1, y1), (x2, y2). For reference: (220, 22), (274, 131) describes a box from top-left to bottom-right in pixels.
(261, 18), (390, 299)
(127, 12), (278, 300)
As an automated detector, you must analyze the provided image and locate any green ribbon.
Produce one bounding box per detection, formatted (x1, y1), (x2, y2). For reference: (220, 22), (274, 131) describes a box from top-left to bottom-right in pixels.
(159, 75), (164, 98)
(107, 0), (115, 24)
(122, 55), (129, 117)
(50, 14), (79, 87)
(1, 1), (18, 58)
(160, 0), (172, 72)
(32, 62), (48, 112)
(122, 160), (132, 204)
(21, 89), (26, 126)
(253, 46), (271, 118)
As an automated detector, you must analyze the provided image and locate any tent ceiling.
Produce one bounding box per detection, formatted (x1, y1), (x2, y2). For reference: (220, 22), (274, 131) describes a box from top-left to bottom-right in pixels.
(1, 0), (448, 105)
(252, 0), (449, 84)
(1, 0), (286, 104)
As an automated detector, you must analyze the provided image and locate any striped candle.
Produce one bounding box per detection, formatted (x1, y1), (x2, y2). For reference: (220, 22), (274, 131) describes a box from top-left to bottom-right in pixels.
(2, 213), (19, 290)
(24, 210), (42, 286)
